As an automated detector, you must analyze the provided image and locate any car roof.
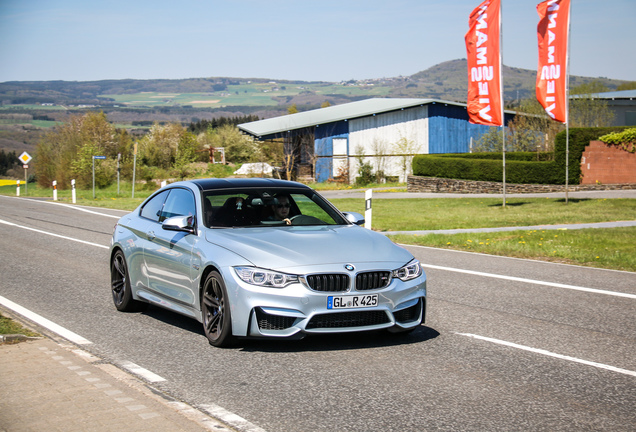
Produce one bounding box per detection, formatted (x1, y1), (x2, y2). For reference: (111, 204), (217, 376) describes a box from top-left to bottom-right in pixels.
(189, 178), (312, 192)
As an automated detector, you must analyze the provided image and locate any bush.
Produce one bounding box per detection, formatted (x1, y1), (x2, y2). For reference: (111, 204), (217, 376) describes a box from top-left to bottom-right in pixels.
(413, 127), (631, 185)
(355, 160), (375, 186)
(598, 127), (636, 152)
(412, 152), (560, 184)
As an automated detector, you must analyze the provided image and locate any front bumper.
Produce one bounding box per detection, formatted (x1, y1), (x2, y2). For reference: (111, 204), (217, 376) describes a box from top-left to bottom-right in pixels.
(225, 269), (426, 338)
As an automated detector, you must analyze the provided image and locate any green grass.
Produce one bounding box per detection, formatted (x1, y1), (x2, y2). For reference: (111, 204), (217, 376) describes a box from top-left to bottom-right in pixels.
(1, 182), (635, 271)
(390, 227), (636, 272)
(0, 313), (40, 337)
(98, 81), (393, 108)
(328, 197), (636, 231)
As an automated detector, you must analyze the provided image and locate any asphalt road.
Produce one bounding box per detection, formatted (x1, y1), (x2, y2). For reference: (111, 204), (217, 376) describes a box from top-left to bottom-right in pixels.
(1, 195), (635, 432)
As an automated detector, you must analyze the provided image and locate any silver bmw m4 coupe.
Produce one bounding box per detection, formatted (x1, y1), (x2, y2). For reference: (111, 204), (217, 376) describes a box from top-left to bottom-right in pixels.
(110, 178), (426, 347)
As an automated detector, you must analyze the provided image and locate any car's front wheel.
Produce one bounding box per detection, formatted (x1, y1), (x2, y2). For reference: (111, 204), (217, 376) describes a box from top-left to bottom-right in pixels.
(110, 250), (147, 312)
(201, 271), (234, 347)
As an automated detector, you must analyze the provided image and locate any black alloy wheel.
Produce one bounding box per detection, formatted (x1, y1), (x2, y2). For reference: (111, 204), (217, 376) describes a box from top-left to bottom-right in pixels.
(110, 250), (146, 312)
(202, 271), (234, 347)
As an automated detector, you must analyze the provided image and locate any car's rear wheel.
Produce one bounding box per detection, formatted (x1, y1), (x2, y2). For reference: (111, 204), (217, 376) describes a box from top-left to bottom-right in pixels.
(110, 250), (147, 312)
(202, 271), (234, 347)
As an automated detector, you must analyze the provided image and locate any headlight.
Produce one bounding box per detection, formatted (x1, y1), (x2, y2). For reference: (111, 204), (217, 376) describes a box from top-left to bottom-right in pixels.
(234, 266), (298, 288)
(392, 260), (422, 281)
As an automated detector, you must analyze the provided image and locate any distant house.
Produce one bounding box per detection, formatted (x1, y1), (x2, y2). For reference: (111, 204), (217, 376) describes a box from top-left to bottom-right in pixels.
(573, 90), (636, 126)
(238, 98), (517, 183)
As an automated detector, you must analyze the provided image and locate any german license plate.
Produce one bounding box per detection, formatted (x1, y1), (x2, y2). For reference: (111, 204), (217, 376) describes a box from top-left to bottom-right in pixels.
(327, 294), (378, 309)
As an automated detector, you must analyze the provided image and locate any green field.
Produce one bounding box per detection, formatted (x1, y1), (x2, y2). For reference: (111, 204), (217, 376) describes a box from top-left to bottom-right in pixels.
(99, 81), (393, 108)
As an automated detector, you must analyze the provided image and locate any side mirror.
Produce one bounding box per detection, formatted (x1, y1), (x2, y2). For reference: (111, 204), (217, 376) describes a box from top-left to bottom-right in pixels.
(343, 212), (365, 226)
(162, 215), (196, 234)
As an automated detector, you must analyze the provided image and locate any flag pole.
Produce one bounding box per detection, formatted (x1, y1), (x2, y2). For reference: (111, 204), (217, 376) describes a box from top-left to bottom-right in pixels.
(500, 0), (506, 208)
(564, 0), (571, 205)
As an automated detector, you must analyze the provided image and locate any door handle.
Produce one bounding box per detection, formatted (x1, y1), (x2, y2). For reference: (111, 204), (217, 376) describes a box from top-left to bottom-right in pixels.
(147, 230), (155, 240)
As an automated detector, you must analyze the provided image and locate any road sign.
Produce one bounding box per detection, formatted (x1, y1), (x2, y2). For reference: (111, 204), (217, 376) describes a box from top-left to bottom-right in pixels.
(18, 152), (32, 165)
(93, 155), (106, 160)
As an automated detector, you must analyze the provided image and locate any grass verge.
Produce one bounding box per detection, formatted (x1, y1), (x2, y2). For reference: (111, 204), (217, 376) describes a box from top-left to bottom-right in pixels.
(389, 227), (636, 272)
(329, 197), (636, 231)
(0, 313), (40, 337)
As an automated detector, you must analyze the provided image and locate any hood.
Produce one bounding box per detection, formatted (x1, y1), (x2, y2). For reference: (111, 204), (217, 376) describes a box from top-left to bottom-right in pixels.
(204, 225), (412, 272)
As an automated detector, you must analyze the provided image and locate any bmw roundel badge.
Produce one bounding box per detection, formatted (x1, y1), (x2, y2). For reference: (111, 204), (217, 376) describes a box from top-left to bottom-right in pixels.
(344, 264), (355, 271)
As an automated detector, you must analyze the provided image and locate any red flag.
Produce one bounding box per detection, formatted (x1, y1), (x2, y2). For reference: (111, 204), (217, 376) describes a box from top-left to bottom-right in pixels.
(536, 0), (570, 123)
(465, 0), (503, 126)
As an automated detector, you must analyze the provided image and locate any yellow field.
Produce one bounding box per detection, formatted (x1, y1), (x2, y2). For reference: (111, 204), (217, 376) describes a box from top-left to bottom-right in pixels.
(0, 179), (20, 186)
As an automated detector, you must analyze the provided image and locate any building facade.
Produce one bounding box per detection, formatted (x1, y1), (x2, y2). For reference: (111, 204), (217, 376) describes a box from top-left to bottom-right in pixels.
(239, 98), (516, 183)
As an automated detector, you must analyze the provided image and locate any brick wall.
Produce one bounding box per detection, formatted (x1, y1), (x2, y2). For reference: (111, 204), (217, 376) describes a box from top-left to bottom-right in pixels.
(580, 140), (636, 185)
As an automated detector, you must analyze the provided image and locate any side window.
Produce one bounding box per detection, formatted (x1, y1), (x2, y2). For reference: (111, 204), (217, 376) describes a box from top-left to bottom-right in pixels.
(140, 190), (170, 222)
(161, 188), (196, 222)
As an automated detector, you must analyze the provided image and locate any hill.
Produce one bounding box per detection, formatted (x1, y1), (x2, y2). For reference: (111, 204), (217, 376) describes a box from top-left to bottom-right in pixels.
(0, 59), (629, 153)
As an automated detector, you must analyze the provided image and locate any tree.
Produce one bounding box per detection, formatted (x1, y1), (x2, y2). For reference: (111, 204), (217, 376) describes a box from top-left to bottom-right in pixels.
(569, 81), (615, 127)
(138, 123), (184, 169)
(617, 81), (636, 91)
(287, 104), (298, 114)
(393, 135), (421, 182)
(515, 98), (564, 152)
(36, 111), (124, 188)
(0, 150), (19, 176)
(198, 124), (259, 164)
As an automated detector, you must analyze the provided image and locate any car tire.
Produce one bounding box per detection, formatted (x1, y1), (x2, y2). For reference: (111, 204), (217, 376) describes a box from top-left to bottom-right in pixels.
(202, 271), (235, 347)
(110, 250), (147, 312)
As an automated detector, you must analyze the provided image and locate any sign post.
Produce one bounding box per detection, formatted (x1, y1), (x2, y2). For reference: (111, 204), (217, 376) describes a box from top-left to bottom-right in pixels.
(132, 142), (138, 199)
(71, 179), (76, 204)
(117, 153), (121, 195)
(52, 180), (58, 201)
(18, 152), (32, 196)
(92, 155), (106, 199)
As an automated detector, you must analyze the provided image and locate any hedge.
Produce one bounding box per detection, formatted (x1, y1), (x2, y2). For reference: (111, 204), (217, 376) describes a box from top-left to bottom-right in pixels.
(412, 127), (629, 185)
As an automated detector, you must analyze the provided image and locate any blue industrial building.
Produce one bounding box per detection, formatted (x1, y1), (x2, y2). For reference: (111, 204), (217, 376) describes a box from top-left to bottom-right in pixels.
(238, 98), (516, 182)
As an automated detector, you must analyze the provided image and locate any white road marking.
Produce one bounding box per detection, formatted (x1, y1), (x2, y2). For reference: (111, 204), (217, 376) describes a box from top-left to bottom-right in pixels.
(0, 218), (109, 249)
(0, 195), (124, 219)
(40, 200), (123, 219)
(421, 263), (636, 300)
(457, 333), (636, 378)
(120, 361), (167, 383)
(0, 295), (92, 345)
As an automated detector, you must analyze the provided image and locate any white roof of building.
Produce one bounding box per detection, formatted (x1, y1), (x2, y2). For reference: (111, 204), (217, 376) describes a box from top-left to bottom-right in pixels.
(238, 98), (454, 138)
(571, 89), (636, 99)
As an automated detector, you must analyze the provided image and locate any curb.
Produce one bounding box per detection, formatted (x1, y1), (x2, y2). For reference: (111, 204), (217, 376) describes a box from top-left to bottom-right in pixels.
(0, 334), (43, 344)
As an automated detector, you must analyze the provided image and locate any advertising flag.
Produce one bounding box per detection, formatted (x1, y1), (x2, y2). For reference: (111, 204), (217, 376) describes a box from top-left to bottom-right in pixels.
(536, 0), (570, 123)
(465, 0), (503, 126)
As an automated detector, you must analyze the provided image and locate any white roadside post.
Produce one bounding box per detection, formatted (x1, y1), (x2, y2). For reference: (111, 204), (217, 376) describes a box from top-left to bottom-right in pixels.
(364, 189), (372, 230)
(71, 179), (76, 204)
(16, 180), (20, 197)
(52, 180), (58, 201)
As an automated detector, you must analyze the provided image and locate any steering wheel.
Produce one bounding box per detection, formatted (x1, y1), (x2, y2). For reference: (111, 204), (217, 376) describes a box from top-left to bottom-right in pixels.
(284, 215), (324, 226)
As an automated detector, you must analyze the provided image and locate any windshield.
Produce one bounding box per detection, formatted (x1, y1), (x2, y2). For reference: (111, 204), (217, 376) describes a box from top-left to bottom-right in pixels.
(201, 188), (348, 228)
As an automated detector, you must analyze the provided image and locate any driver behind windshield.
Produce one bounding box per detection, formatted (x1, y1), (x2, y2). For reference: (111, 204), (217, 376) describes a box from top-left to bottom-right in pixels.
(269, 194), (291, 221)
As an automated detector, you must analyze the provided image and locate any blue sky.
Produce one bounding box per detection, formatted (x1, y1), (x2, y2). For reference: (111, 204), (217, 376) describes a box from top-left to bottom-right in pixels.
(0, 0), (634, 83)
